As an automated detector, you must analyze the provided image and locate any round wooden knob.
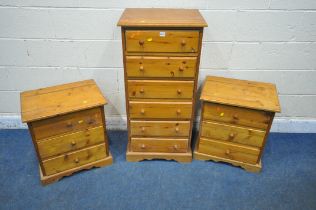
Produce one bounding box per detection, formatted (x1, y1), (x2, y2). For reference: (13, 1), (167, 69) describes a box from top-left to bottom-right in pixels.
(139, 40), (144, 46)
(225, 149), (231, 155)
(233, 114), (239, 120)
(141, 144), (146, 149)
(71, 141), (76, 146)
(176, 109), (181, 115)
(181, 40), (186, 46)
(141, 127), (145, 132)
(177, 89), (182, 94)
(139, 65), (144, 71)
(229, 133), (235, 139)
(139, 88), (145, 94)
(66, 122), (73, 128)
(173, 145), (179, 150)
(179, 66), (184, 72)
(175, 127), (179, 133)
(140, 109), (145, 115)
(74, 158), (80, 163)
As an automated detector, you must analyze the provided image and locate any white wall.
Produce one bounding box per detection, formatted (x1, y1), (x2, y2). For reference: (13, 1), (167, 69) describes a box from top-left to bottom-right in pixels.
(0, 0), (315, 132)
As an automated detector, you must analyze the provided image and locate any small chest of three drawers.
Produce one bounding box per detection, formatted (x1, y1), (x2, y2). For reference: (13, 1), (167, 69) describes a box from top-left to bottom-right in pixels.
(118, 8), (207, 162)
(21, 80), (113, 185)
(194, 76), (281, 172)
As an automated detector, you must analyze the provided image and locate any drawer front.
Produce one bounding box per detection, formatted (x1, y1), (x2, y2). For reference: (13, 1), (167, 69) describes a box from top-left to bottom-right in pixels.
(126, 56), (197, 78)
(131, 138), (188, 153)
(32, 107), (103, 140)
(203, 103), (271, 130)
(37, 126), (105, 159)
(201, 121), (265, 148)
(130, 120), (190, 137)
(128, 80), (194, 99)
(198, 138), (260, 164)
(129, 101), (192, 119)
(42, 144), (106, 176)
(125, 30), (199, 53)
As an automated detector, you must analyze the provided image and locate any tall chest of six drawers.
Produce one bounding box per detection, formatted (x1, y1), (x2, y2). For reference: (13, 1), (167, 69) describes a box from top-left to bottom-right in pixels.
(118, 8), (207, 162)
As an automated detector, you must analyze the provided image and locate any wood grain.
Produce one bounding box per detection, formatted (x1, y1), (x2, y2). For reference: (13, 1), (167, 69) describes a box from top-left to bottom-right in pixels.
(131, 137), (188, 153)
(32, 107), (103, 141)
(203, 102), (271, 130)
(129, 101), (192, 119)
(127, 80), (194, 99)
(37, 126), (105, 159)
(21, 80), (107, 122)
(200, 76), (281, 113)
(42, 144), (106, 176)
(125, 30), (199, 53)
(130, 120), (190, 137)
(126, 56), (197, 78)
(198, 137), (260, 164)
(117, 8), (207, 27)
(200, 121), (265, 148)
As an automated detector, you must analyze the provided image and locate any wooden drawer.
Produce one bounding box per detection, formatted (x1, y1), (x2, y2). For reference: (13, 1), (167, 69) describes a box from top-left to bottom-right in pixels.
(126, 56), (197, 78)
(37, 126), (105, 159)
(203, 103), (271, 130)
(42, 144), (106, 176)
(32, 108), (103, 140)
(129, 101), (192, 119)
(125, 30), (199, 53)
(200, 121), (265, 148)
(131, 137), (188, 153)
(198, 138), (260, 164)
(130, 120), (190, 137)
(128, 80), (194, 99)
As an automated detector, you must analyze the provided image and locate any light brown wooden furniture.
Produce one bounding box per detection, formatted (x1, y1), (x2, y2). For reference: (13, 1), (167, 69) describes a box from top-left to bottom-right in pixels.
(21, 80), (113, 185)
(194, 76), (281, 172)
(117, 8), (207, 162)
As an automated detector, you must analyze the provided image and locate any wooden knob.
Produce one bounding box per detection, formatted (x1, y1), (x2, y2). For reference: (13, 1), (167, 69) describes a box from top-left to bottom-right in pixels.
(177, 89), (182, 94)
(140, 109), (145, 115)
(225, 149), (230, 155)
(71, 141), (76, 146)
(233, 114), (239, 120)
(139, 40), (144, 46)
(176, 109), (181, 115)
(181, 40), (186, 46)
(87, 119), (95, 125)
(179, 66), (184, 72)
(175, 127), (179, 133)
(141, 144), (146, 149)
(74, 158), (80, 163)
(66, 122), (73, 128)
(139, 88), (145, 94)
(141, 127), (145, 132)
(173, 145), (179, 150)
(229, 133), (235, 139)
(139, 65), (144, 71)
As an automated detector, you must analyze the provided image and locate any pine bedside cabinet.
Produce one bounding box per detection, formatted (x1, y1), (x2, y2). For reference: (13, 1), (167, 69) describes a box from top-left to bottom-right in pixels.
(117, 8), (207, 162)
(21, 80), (113, 185)
(194, 76), (281, 172)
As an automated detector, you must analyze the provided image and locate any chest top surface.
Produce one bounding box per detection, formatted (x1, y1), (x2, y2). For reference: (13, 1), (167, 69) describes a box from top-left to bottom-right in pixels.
(117, 8), (208, 27)
(21, 80), (107, 123)
(200, 76), (281, 113)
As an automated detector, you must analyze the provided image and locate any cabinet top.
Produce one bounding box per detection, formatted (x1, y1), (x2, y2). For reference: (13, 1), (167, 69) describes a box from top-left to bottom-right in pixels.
(20, 80), (107, 122)
(117, 8), (208, 27)
(200, 76), (281, 113)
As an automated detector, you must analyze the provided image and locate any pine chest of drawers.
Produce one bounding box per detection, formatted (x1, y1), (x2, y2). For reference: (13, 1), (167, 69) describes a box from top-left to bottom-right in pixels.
(21, 80), (113, 185)
(194, 76), (281, 172)
(117, 8), (207, 162)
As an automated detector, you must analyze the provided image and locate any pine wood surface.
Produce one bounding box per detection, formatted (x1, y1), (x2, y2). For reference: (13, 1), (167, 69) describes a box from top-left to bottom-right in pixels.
(131, 137), (188, 153)
(126, 56), (197, 78)
(200, 76), (281, 113)
(117, 8), (208, 27)
(21, 80), (107, 122)
(125, 30), (199, 53)
(37, 126), (105, 159)
(200, 121), (265, 148)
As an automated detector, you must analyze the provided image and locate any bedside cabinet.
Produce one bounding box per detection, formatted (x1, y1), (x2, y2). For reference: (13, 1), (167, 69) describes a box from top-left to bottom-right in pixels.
(117, 8), (207, 162)
(194, 76), (281, 172)
(21, 80), (113, 185)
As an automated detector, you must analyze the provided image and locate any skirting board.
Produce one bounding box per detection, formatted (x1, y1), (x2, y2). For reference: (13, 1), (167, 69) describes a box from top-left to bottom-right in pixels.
(0, 114), (315, 133)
